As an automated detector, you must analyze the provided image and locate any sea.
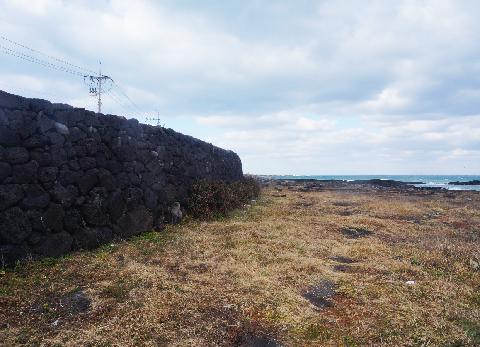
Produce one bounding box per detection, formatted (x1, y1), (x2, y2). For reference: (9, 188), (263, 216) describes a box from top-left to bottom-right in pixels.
(266, 175), (480, 191)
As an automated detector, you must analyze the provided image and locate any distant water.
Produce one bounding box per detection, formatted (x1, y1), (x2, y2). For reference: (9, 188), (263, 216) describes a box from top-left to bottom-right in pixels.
(266, 175), (480, 191)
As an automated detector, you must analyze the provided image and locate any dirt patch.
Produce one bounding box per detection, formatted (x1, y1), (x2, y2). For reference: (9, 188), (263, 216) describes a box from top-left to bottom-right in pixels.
(302, 279), (337, 309)
(332, 264), (354, 273)
(60, 290), (91, 315)
(329, 256), (357, 264)
(28, 289), (91, 327)
(336, 209), (356, 216)
(332, 201), (357, 207)
(340, 227), (372, 239)
(235, 333), (281, 347)
(293, 200), (315, 208)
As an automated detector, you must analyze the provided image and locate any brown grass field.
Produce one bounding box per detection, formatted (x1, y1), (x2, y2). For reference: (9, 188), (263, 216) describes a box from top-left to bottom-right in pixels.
(1, 185), (479, 346)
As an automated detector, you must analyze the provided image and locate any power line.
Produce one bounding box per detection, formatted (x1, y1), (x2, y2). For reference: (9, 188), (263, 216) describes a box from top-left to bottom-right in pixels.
(0, 35), (95, 75)
(104, 89), (136, 116)
(0, 34), (152, 118)
(111, 80), (145, 115)
(108, 89), (140, 114)
(0, 44), (85, 76)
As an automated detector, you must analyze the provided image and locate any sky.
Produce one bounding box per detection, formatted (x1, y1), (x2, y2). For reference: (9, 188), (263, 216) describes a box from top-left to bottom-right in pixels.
(1, 0), (480, 175)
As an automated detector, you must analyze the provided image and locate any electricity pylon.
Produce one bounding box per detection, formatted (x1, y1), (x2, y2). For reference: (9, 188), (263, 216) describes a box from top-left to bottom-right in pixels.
(147, 112), (163, 127)
(84, 62), (112, 113)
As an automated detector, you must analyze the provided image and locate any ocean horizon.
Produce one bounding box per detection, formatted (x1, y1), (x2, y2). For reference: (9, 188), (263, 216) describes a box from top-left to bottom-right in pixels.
(262, 175), (480, 191)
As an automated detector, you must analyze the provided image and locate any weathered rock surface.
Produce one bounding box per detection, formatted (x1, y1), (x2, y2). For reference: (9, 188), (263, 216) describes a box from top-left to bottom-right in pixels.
(0, 90), (243, 264)
(449, 180), (480, 185)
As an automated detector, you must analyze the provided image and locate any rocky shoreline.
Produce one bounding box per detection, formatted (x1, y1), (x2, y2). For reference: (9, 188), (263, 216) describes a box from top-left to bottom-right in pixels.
(256, 176), (479, 195)
(449, 180), (480, 185)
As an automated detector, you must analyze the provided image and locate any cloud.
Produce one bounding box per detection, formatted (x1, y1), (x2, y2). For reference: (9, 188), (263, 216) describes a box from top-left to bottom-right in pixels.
(359, 88), (410, 113)
(1, 0), (480, 174)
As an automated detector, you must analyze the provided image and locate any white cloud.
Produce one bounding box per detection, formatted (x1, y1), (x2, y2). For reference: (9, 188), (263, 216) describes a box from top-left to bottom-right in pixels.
(1, 0), (480, 174)
(360, 88), (410, 113)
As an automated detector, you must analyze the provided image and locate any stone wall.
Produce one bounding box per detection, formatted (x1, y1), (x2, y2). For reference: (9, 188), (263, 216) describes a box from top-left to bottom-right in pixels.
(0, 90), (243, 265)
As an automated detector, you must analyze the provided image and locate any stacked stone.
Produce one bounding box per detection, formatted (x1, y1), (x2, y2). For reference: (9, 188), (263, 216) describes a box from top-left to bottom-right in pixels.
(0, 90), (243, 264)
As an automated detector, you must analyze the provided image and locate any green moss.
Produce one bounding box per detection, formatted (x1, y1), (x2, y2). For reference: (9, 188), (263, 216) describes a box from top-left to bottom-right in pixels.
(101, 279), (137, 302)
(470, 292), (480, 307)
(302, 323), (332, 341)
(343, 335), (358, 347)
(459, 319), (480, 345)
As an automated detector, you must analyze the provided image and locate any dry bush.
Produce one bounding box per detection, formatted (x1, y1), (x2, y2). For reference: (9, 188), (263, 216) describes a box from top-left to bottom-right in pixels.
(187, 177), (260, 219)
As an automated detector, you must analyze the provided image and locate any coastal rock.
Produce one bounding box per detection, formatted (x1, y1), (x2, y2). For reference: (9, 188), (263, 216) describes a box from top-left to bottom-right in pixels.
(449, 180), (480, 185)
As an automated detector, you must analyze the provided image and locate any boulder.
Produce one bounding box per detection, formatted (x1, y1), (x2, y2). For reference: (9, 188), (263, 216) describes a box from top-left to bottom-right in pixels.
(30, 150), (52, 166)
(0, 184), (24, 210)
(38, 166), (58, 183)
(4, 147), (29, 164)
(82, 201), (109, 226)
(43, 204), (65, 233)
(54, 121), (69, 135)
(37, 114), (55, 133)
(79, 157), (97, 170)
(0, 162), (12, 182)
(77, 170), (98, 194)
(73, 227), (113, 250)
(23, 135), (46, 148)
(46, 131), (65, 146)
(0, 127), (21, 146)
(27, 209), (46, 232)
(107, 190), (126, 221)
(98, 169), (116, 191)
(0, 244), (31, 265)
(22, 184), (50, 209)
(115, 207), (153, 237)
(50, 183), (78, 207)
(0, 207), (32, 244)
(64, 209), (85, 233)
(170, 202), (183, 224)
(12, 160), (39, 184)
(33, 232), (73, 258)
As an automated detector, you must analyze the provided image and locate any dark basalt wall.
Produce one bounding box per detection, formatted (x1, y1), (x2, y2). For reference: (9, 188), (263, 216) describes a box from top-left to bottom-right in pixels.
(0, 90), (243, 265)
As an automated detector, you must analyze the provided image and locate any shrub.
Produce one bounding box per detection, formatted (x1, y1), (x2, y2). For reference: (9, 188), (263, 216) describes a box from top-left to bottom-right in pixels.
(187, 177), (260, 220)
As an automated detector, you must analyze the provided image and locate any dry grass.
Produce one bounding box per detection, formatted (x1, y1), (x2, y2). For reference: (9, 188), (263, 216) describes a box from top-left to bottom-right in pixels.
(1, 187), (479, 346)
